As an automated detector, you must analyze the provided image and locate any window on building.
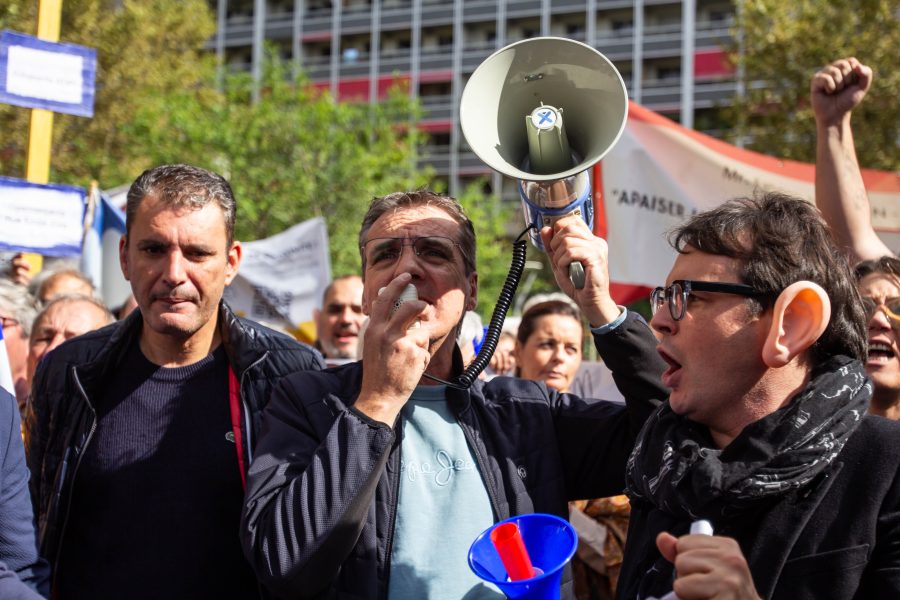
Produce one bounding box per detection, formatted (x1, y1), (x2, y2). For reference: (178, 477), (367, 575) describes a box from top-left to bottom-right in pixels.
(566, 23), (585, 36)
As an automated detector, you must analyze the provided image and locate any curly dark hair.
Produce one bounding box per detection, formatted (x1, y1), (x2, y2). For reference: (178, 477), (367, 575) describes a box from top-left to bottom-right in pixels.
(854, 255), (900, 283)
(670, 192), (867, 364)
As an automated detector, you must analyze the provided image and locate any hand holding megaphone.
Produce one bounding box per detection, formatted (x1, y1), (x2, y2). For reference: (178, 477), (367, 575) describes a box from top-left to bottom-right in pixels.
(459, 37), (628, 290)
(540, 216), (622, 328)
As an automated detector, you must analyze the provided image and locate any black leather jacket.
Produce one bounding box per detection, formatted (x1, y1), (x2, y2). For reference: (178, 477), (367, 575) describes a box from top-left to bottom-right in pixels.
(25, 302), (324, 568)
(241, 311), (666, 600)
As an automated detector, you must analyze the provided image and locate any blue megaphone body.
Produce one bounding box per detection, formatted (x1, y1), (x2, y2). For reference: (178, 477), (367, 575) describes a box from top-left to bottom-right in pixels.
(468, 513), (578, 600)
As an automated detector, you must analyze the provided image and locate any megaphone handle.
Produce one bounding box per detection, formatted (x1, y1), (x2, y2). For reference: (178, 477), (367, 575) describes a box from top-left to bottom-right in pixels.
(569, 261), (586, 289)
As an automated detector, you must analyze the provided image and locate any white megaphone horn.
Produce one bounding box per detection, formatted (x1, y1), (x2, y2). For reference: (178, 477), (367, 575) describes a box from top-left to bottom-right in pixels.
(460, 37), (628, 288)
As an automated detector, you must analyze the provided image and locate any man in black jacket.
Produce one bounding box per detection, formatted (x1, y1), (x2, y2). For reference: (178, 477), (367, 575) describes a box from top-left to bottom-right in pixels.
(619, 193), (900, 599)
(241, 190), (667, 599)
(26, 164), (323, 599)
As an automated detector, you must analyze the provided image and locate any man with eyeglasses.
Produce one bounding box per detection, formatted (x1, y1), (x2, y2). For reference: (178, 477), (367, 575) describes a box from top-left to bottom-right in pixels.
(807, 57), (900, 423)
(0, 280), (37, 415)
(616, 192), (900, 600)
(852, 257), (900, 421)
(241, 190), (667, 599)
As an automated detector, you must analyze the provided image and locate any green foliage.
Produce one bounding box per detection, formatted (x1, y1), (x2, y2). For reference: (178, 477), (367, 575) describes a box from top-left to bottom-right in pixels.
(0, 1), (518, 320)
(726, 0), (899, 170)
(455, 180), (520, 321)
(130, 52), (431, 277)
(0, 0), (217, 184)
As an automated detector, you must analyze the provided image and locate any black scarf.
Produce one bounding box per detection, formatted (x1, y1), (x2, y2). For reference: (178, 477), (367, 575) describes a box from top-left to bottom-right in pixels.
(625, 356), (870, 597)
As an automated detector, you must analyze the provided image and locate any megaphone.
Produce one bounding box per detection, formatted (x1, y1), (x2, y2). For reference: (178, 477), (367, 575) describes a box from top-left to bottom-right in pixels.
(468, 513), (578, 600)
(460, 37), (628, 288)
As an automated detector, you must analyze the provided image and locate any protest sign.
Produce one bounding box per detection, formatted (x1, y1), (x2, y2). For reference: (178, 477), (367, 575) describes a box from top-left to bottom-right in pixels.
(0, 176), (86, 256)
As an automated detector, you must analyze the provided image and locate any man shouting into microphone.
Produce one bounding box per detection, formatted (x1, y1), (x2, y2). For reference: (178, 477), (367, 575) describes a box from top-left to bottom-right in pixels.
(241, 190), (667, 599)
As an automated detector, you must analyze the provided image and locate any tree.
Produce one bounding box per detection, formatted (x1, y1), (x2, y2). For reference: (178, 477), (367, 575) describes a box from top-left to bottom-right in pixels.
(0, 1), (516, 326)
(129, 52), (432, 278)
(726, 0), (899, 171)
(455, 180), (520, 322)
(0, 0), (217, 185)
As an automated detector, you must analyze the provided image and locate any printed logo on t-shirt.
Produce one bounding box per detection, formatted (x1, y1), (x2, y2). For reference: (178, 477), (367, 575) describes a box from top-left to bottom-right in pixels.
(400, 449), (476, 486)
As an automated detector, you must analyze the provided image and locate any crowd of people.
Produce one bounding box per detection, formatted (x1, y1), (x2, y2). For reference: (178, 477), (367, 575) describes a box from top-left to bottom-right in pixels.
(0, 56), (895, 600)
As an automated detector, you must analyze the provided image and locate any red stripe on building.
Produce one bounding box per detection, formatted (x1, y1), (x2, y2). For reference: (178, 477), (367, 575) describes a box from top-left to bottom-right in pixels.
(694, 49), (732, 79)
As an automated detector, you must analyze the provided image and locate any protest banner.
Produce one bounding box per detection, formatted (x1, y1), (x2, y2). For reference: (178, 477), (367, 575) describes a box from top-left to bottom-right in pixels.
(223, 217), (331, 340)
(598, 101), (900, 303)
(0, 176), (86, 256)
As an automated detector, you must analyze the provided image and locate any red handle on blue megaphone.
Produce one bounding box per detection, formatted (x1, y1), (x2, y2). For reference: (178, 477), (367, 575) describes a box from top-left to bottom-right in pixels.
(469, 513), (577, 600)
(490, 522), (536, 580)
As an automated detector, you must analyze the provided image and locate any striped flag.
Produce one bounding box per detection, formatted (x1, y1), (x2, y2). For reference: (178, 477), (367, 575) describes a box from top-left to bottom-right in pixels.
(80, 184), (130, 309)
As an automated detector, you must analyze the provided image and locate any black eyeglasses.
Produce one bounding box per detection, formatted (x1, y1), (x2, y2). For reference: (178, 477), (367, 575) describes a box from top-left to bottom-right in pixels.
(361, 236), (461, 269)
(861, 296), (900, 323)
(0, 315), (19, 329)
(650, 279), (771, 321)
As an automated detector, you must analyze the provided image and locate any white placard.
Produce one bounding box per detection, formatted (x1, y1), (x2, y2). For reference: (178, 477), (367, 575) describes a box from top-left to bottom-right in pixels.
(0, 177), (85, 256)
(7, 44), (84, 103)
(223, 217), (332, 330)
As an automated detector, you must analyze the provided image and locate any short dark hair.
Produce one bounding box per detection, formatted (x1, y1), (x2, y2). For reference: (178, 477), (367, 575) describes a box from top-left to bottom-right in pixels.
(126, 164), (236, 246)
(321, 274), (363, 304)
(517, 300), (584, 345)
(358, 190), (476, 276)
(854, 256), (900, 283)
(670, 192), (867, 364)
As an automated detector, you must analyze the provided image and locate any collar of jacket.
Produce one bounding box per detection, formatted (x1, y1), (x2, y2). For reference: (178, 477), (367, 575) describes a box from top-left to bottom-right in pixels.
(440, 344), (475, 417)
(73, 301), (264, 399)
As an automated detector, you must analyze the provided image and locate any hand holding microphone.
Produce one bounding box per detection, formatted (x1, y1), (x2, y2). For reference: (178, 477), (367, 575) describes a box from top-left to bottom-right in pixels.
(356, 273), (430, 426)
(653, 520), (762, 600)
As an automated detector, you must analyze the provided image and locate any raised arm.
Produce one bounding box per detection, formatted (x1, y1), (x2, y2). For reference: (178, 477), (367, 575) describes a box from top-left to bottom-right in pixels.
(812, 57), (892, 263)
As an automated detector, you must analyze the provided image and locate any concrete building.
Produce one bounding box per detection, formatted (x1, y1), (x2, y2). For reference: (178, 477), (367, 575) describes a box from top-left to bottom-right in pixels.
(210, 0), (737, 195)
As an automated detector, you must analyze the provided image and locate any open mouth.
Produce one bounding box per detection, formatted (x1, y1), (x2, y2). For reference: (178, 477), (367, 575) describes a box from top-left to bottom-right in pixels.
(868, 342), (896, 364)
(657, 347), (682, 387)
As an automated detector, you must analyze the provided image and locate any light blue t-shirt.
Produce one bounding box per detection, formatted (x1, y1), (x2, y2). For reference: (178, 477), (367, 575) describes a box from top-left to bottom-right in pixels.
(387, 385), (503, 600)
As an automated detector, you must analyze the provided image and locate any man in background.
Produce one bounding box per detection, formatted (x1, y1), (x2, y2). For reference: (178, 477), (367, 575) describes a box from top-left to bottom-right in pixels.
(0, 280), (37, 414)
(313, 274), (365, 366)
(26, 294), (115, 385)
(27, 164), (323, 600)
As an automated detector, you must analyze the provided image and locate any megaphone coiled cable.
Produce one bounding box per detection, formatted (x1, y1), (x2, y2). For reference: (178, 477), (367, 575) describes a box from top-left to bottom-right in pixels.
(424, 226), (532, 390)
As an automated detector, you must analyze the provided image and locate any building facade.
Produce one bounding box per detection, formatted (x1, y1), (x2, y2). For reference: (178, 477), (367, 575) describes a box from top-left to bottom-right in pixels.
(211, 0), (737, 195)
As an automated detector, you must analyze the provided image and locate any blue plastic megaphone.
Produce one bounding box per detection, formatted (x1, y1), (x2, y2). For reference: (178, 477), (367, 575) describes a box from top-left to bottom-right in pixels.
(468, 513), (577, 600)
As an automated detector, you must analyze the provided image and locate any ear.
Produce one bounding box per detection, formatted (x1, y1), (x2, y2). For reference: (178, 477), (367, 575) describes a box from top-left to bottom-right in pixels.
(118, 235), (130, 281)
(223, 241), (242, 286)
(362, 286), (372, 316)
(762, 281), (831, 368)
(512, 338), (523, 363)
(466, 271), (478, 312)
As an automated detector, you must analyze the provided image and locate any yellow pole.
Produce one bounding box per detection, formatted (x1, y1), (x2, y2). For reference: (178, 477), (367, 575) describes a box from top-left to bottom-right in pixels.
(26, 0), (63, 184)
(22, 0), (64, 273)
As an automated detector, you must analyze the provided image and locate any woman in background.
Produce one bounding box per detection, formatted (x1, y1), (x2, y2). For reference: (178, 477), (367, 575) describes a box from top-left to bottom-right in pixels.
(514, 300), (583, 393)
(513, 300), (628, 600)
